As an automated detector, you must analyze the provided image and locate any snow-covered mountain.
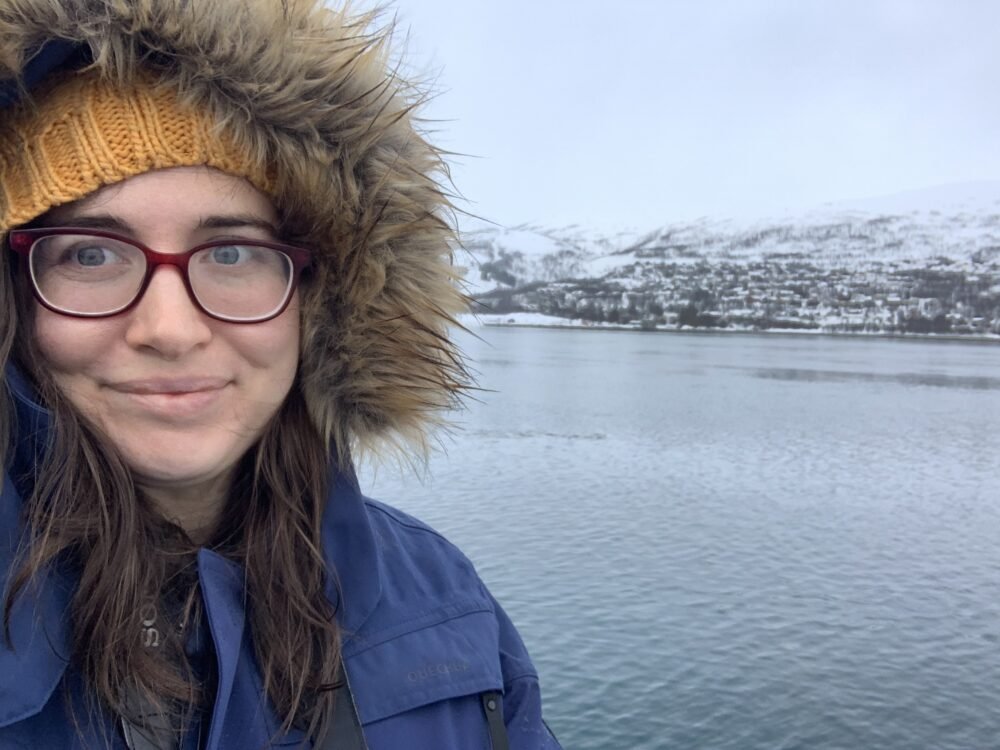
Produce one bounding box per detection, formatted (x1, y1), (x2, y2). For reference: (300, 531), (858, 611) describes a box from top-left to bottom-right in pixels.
(456, 182), (1000, 335)
(458, 181), (1000, 295)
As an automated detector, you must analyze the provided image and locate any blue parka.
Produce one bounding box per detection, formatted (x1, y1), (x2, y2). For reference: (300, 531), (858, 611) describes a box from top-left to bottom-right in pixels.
(0, 368), (563, 748)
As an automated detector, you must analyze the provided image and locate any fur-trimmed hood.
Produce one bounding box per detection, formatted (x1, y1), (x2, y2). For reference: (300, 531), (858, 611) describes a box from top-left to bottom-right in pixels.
(0, 0), (469, 458)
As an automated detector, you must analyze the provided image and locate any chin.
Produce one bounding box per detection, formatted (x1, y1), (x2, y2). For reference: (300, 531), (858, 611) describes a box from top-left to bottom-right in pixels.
(118, 436), (247, 491)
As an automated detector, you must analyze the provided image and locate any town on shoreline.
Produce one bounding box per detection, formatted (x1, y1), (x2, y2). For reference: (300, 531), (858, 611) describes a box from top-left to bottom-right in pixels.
(464, 312), (1000, 345)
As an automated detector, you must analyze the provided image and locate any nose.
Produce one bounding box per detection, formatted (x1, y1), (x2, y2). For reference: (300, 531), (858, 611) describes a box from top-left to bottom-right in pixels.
(124, 266), (212, 358)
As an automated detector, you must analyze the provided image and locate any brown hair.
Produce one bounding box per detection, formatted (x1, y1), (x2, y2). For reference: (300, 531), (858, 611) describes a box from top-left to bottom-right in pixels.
(1, 242), (341, 742)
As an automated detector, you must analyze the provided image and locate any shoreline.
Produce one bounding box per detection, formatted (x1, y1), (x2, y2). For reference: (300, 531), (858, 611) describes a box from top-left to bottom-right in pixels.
(467, 316), (1000, 345)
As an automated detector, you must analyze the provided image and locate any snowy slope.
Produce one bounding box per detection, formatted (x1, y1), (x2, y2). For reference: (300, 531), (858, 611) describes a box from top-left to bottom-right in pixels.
(456, 181), (1000, 294)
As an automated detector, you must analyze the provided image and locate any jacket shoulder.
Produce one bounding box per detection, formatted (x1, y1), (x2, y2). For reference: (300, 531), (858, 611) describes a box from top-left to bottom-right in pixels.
(358, 498), (494, 635)
(364, 499), (483, 582)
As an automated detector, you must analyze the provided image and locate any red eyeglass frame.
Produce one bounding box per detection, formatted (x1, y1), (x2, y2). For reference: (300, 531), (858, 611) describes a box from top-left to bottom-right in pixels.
(8, 227), (314, 323)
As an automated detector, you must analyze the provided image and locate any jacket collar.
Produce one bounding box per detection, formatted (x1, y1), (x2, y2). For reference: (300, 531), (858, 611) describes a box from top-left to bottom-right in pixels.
(321, 464), (383, 637)
(0, 365), (383, 727)
(5, 363), (49, 495)
(0, 364), (72, 728)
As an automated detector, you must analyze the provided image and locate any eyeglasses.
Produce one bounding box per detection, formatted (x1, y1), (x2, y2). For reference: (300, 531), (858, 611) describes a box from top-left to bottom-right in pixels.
(8, 228), (313, 323)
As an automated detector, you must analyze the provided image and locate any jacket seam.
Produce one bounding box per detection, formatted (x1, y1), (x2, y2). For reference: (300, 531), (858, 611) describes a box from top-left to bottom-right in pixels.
(503, 672), (541, 690)
(358, 673), (505, 726)
(364, 500), (460, 547)
(343, 602), (494, 658)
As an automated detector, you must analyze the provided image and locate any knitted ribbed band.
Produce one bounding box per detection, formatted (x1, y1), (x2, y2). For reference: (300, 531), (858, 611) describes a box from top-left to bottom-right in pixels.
(0, 68), (273, 232)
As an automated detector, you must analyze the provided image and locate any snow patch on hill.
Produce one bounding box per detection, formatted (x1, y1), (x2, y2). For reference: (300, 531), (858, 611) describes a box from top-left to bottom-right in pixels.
(455, 181), (1000, 296)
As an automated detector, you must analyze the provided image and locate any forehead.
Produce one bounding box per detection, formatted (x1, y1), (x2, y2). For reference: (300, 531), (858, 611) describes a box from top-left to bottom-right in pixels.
(39, 166), (278, 231)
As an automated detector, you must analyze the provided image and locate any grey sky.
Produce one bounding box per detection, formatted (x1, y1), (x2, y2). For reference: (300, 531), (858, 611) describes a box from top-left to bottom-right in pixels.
(387, 0), (1000, 230)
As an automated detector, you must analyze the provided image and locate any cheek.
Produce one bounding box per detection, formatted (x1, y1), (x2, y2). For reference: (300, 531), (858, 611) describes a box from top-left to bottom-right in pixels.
(228, 307), (300, 382)
(33, 306), (117, 376)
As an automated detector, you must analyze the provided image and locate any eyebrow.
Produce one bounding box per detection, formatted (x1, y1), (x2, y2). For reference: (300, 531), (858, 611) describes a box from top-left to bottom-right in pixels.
(37, 214), (130, 232)
(38, 213), (279, 237)
(197, 214), (279, 236)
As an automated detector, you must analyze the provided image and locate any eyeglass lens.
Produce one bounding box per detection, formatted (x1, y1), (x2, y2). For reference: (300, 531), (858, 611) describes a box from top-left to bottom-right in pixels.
(27, 234), (295, 321)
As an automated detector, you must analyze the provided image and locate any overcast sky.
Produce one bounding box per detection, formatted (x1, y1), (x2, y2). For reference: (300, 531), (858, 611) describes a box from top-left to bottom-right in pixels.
(386, 0), (1000, 230)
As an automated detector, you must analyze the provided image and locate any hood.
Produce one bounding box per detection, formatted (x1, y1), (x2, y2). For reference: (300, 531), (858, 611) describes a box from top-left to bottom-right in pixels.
(0, 0), (470, 459)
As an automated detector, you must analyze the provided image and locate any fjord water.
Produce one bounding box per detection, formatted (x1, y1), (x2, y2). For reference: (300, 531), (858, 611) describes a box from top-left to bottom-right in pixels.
(358, 327), (1000, 750)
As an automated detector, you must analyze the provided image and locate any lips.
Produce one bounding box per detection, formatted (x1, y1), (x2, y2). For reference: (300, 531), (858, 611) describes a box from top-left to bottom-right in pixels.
(111, 377), (231, 395)
(108, 377), (231, 419)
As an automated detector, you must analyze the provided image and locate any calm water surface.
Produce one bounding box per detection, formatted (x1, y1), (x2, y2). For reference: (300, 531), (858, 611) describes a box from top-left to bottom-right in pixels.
(359, 328), (1000, 750)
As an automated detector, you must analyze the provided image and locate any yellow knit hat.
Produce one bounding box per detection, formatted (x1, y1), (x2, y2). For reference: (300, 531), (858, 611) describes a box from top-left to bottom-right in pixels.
(0, 68), (273, 232)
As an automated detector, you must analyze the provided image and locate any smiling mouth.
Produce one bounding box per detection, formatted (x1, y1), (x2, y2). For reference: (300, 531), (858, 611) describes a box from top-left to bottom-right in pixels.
(112, 378), (231, 395)
(109, 380), (231, 418)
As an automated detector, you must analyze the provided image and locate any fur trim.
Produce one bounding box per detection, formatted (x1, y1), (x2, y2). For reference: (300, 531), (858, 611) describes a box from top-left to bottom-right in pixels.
(0, 0), (471, 460)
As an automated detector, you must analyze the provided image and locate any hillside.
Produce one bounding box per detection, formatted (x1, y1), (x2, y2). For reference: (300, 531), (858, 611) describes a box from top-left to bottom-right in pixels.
(457, 182), (1000, 336)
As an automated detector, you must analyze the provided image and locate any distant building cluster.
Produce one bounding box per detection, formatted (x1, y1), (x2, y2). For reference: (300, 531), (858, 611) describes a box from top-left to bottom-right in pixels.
(477, 258), (1000, 336)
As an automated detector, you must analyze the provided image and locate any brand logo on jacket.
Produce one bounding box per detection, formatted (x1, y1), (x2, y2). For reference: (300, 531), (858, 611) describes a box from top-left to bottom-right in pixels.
(140, 601), (161, 648)
(406, 660), (470, 682)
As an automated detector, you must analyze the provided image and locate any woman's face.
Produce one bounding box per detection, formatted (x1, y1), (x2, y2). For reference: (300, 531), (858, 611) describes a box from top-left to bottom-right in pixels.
(32, 166), (300, 502)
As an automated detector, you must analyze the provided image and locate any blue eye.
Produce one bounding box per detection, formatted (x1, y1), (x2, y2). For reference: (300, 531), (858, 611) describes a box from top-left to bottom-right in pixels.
(74, 246), (116, 266)
(210, 246), (247, 265)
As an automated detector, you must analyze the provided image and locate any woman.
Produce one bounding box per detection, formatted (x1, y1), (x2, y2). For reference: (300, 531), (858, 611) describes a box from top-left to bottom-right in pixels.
(0, 1), (561, 748)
